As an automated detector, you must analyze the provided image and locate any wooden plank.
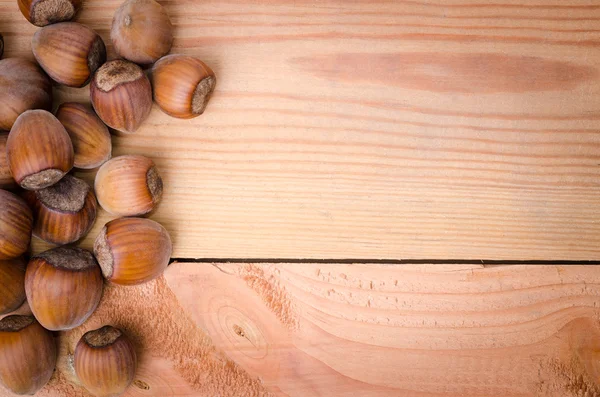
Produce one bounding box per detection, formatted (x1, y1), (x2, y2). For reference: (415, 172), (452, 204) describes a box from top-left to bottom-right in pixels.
(3, 0), (600, 259)
(163, 262), (600, 397)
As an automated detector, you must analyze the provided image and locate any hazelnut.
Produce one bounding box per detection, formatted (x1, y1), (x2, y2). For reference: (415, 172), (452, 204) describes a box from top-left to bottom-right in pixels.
(6, 109), (74, 190)
(23, 175), (98, 245)
(0, 257), (26, 315)
(75, 325), (137, 397)
(0, 190), (33, 260)
(25, 247), (103, 331)
(0, 33), (3, 59)
(32, 22), (106, 88)
(0, 315), (57, 395)
(111, 0), (173, 65)
(94, 217), (172, 285)
(152, 55), (216, 119)
(90, 60), (152, 133)
(0, 58), (52, 131)
(18, 0), (82, 27)
(0, 132), (15, 189)
(56, 103), (112, 169)
(94, 155), (163, 216)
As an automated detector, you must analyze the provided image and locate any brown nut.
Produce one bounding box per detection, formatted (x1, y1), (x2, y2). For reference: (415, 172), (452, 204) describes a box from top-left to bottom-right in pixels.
(90, 60), (152, 133)
(94, 155), (163, 216)
(32, 22), (106, 87)
(0, 315), (57, 395)
(94, 217), (172, 285)
(75, 325), (137, 397)
(0, 190), (33, 260)
(56, 103), (112, 169)
(0, 33), (3, 59)
(7, 109), (74, 190)
(25, 247), (103, 331)
(23, 175), (97, 245)
(0, 257), (26, 315)
(111, 0), (173, 65)
(18, 0), (82, 26)
(152, 55), (216, 119)
(0, 58), (52, 131)
(0, 132), (15, 189)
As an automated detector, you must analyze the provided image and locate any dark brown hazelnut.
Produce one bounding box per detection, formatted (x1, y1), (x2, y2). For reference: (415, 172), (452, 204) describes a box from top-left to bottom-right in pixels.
(6, 109), (74, 190)
(152, 55), (217, 119)
(94, 155), (163, 216)
(56, 103), (112, 169)
(111, 0), (173, 65)
(94, 217), (172, 285)
(75, 325), (137, 396)
(25, 247), (103, 331)
(0, 315), (57, 395)
(0, 257), (26, 315)
(90, 60), (152, 133)
(0, 132), (15, 189)
(0, 190), (33, 260)
(23, 175), (97, 245)
(32, 22), (106, 87)
(0, 58), (52, 131)
(18, 0), (82, 26)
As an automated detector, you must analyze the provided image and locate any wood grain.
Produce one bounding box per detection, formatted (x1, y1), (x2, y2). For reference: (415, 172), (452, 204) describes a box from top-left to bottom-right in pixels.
(165, 262), (600, 397)
(2, 0), (600, 259)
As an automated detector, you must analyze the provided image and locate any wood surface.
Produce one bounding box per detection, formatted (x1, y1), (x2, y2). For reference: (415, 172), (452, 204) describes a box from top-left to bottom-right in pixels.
(2, 0), (599, 260)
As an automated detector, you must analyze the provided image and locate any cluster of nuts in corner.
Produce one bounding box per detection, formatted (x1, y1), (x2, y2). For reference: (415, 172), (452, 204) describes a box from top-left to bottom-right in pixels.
(0, 0), (216, 395)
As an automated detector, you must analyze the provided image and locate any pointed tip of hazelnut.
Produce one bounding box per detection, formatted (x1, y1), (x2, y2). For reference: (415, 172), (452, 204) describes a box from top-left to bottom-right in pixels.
(83, 326), (122, 347)
(0, 315), (35, 332)
(31, 0), (76, 26)
(192, 75), (217, 115)
(94, 226), (114, 279)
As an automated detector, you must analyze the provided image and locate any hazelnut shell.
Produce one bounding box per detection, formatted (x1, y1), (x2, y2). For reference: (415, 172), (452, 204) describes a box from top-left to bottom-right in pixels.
(0, 58), (52, 131)
(23, 175), (98, 245)
(94, 155), (163, 216)
(6, 109), (74, 190)
(75, 325), (137, 397)
(18, 0), (82, 26)
(0, 315), (57, 395)
(90, 60), (152, 133)
(0, 257), (26, 315)
(56, 103), (112, 169)
(94, 217), (172, 285)
(25, 247), (103, 331)
(32, 22), (106, 87)
(0, 132), (16, 189)
(111, 0), (173, 65)
(152, 54), (217, 119)
(0, 190), (33, 260)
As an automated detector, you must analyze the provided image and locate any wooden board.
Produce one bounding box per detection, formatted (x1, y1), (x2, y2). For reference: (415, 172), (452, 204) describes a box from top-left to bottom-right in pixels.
(2, 0), (600, 260)
(1, 263), (599, 397)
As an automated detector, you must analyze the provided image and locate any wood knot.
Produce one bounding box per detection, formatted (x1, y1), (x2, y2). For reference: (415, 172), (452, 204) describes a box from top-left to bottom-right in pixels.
(233, 324), (245, 338)
(134, 379), (150, 390)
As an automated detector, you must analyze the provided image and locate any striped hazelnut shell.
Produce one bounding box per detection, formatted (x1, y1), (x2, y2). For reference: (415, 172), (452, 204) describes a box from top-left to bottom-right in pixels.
(94, 155), (163, 216)
(25, 247), (103, 331)
(0, 132), (15, 189)
(0, 58), (52, 131)
(90, 60), (152, 133)
(0, 257), (26, 315)
(18, 0), (82, 27)
(75, 325), (137, 396)
(0, 190), (33, 260)
(0, 315), (57, 395)
(94, 217), (172, 286)
(152, 55), (216, 119)
(23, 175), (98, 245)
(0, 34), (3, 59)
(56, 103), (112, 169)
(6, 109), (74, 190)
(32, 22), (106, 87)
(111, 0), (173, 65)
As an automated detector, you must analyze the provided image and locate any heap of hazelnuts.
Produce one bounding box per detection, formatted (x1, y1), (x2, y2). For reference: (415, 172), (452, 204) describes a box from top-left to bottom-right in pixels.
(0, 0), (216, 395)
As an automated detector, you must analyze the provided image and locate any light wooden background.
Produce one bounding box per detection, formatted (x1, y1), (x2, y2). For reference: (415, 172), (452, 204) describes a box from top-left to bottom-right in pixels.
(2, 0), (600, 396)
(4, 0), (600, 260)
